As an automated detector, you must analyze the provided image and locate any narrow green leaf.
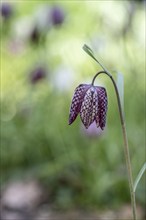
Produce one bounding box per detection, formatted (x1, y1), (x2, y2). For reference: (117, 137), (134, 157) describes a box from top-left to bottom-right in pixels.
(83, 44), (94, 55)
(134, 163), (146, 193)
(83, 44), (98, 63)
(82, 44), (110, 74)
(116, 72), (124, 112)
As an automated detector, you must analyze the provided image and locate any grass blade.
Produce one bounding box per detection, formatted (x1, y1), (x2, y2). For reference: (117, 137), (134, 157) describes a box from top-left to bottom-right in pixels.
(134, 163), (146, 193)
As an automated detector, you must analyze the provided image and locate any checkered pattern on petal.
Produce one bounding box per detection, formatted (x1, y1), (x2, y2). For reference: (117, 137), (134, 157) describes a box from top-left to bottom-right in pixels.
(69, 84), (91, 125)
(80, 87), (98, 129)
(96, 86), (108, 130)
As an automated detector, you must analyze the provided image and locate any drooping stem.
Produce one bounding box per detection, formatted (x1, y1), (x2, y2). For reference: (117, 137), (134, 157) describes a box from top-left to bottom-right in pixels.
(83, 45), (137, 220)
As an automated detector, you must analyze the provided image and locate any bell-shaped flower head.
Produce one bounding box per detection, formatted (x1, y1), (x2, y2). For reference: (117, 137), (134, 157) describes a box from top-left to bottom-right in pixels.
(69, 84), (108, 130)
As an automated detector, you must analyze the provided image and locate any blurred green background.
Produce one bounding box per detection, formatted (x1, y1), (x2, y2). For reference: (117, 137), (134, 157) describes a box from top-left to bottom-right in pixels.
(1, 0), (145, 213)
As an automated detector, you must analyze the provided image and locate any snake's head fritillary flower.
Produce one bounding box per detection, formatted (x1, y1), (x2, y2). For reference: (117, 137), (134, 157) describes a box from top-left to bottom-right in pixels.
(51, 6), (65, 26)
(30, 26), (41, 45)
(29, 66), (47, 84)
(69, 84), (108, 130)
(1, 2), (13, 20)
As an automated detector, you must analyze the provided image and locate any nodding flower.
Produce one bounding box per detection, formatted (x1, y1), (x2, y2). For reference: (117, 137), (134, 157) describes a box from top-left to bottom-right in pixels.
(1, 3), (13, 20)
(51, 6), (65, 26)
(30, 66), (46, 84)
(69, 84), (108, 130)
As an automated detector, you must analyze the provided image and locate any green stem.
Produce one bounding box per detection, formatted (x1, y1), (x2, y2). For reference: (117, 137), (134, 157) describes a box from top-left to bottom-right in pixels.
(83, 44), (137, 220)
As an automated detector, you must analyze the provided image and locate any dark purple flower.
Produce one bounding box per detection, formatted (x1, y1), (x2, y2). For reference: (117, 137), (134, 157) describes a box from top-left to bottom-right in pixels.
(30, 26), (40, 44)
(30, 66), (46, 84)
(51, 6), (65, 26)
(69, 84), (108, 130)
(0, 3), (13, 19)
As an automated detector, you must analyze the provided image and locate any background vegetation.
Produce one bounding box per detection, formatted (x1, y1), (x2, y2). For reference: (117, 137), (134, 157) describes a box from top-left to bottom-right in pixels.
(1, 0), (145, 213)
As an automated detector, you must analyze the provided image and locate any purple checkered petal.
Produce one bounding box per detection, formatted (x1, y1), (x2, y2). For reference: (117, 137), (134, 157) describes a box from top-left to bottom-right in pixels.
(80, 86), (98, 129)
(95, 86), (108, 130)
(69, 84), (91, 125)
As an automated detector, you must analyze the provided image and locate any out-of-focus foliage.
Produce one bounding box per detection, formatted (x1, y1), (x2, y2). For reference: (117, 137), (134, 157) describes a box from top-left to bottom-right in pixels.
(1, 0), (145, 210)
